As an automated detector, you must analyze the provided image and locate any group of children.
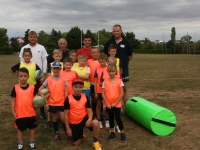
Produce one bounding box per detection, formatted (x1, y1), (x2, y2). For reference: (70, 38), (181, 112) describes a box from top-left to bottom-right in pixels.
(10, 44), (126, 150)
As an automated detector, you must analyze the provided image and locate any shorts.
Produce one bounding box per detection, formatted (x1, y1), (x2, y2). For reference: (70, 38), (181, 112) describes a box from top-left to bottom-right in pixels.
(70, 115), (94, 142)
(16, 116), (37, 131)
(82, 89), (91, 100)
(90, 84), (94, 94)
(48, 106), (64, 113)
(97, 93), (103, 100)
(122, 66), (129, 82)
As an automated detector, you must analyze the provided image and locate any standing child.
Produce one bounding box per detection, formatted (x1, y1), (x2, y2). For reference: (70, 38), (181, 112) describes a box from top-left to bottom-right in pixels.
(39, 61), (68, 141)
(11, 67), (47, 150)
(102, 64), (126, 142)
(87, 47), (100, 116)
(47, 49), (64, 75)
(64, 78), (102, 150)
(94, 53), (108, 128)
(10, 48), (44, 85)
(69, 50), (79, 71)
(74, 54), (91, 99)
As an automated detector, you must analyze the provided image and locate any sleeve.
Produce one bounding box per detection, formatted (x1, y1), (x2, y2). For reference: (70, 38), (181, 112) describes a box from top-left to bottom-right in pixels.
(10, 86), (16, 97)
(86, 67), (90, 74)
(34, 85), (39, 95)
(36, 64), (41, 70)
(47, 53), (54, 64)
(19, 47), (24, 62)
(120, 81), (124, 87)
(43, 79), (48, 86)
(103, 41), (110, 56)
(119, 59), (123, 68)
(42, 47), (48, 73)
(64, 97), (70, 110)
(10, 63), (20, 73)
(47, 64), (51, 73)
(85, 96), (91, 108)
(94, 69), (98, 78)
(102, 81), (105, 88)
(126, 40), (133, 55)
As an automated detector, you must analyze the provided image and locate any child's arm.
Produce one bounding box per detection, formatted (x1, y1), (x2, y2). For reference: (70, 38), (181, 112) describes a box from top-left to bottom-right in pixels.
(10, 63), (20, 75)
(11, 97), (17, 119)
(94, 77), (98, 99)
(38, 78), (48, 91)
(37, 91), (48, 110)
(86, 108), (93, 127)
(111, 86), (124, 108)
(64, 85), (68, 99)
(102, 88), (111, 109)
(78, 73), (89, 80)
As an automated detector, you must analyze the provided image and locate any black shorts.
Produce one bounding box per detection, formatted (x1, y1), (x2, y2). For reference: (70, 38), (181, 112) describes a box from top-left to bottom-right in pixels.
(70, 115), (94, 142)
(122, 66), (129, 82)
(90, 84), (94, 94)
(48, 106), (64, 113)
(97, 93), (103, 100)
(16, 116), (37, 131)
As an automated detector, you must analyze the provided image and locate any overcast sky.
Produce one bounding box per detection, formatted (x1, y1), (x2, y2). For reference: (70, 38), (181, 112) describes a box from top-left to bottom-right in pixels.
(1, 0), (200, 41)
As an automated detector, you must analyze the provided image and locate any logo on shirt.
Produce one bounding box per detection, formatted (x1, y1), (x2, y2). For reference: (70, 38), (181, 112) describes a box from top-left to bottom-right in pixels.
(120, 44), (125, 48)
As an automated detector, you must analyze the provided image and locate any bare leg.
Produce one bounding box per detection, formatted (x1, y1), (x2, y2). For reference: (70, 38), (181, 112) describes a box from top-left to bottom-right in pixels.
(18, 130), (23, 140)
(96, 99), (102, 120)
(123, 82), (129, 105)
(73, 139), (82, 146)
(91, 119), (100, 138)
(29, 128), (35, 139)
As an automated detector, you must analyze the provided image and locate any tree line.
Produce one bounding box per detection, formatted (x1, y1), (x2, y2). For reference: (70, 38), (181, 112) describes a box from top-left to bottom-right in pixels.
(0, 27), (200, 54)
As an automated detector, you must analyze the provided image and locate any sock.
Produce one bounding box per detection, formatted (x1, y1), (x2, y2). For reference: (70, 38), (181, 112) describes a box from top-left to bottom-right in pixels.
(93, 137), (99, 143)
(18, 140), (23, 145)
(30, 138), (35, 144)
(53, 121), (58, 133)
(62, 123), (66, 133)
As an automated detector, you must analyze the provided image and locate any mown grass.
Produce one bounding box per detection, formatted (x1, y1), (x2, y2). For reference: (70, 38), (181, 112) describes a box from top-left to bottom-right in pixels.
(0, 54), (200, 150)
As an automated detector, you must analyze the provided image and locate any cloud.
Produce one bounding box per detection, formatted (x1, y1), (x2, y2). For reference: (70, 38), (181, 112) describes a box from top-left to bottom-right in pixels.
(1, 0), (200, 41)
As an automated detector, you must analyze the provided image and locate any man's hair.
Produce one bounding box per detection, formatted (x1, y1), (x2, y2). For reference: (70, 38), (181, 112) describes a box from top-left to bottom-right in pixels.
(17, 67), (29, 75)
(63, 57), (73, 65)
(113, 24), (122, 29)
(28, 31), (37, 36)
(23, 48), (32, 56)
(83, 33), (92, 40)
(53, 49), (63, 55)
(69, 50), (77, 55)
(58, 38), (67, 45)
(98, 53), (108, 60)
(77, 54), (87, 60)
(108, 44), (117, 51)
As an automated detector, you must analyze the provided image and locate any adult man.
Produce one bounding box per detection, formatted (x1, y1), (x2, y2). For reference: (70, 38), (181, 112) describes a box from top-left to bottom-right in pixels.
(103, 24), (133, 104)
(47, 38), (69, 64)
(77, 34), (92, 60)
(19, 31), (48, 119)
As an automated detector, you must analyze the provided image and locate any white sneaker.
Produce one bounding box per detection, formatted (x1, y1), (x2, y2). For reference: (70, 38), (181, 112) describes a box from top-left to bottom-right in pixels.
(99, 121), (103, 129)
(105, 120), (110, 128)
(115, 125), (121, 133)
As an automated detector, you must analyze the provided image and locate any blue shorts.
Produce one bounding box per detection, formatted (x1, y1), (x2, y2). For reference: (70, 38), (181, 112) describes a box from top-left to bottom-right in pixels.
(82, 89), (91, 100)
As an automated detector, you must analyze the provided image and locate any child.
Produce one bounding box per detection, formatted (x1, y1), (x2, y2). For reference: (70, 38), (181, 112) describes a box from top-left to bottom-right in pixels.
(39, 61), (68, 141)
(69, 50), (79, 71)
(47, 49), (64, 75)
(64, 78), (102, 150)
(10, 48), (44, 85)
(60, 57), (78, 95)
(108, 44), (123, 75)
(87, 47), (100, 116)
(94, 53), (108, 128)
(11, 67), (47, 150)
(102, 64), (126, 142)
(74, 54), (91, 99)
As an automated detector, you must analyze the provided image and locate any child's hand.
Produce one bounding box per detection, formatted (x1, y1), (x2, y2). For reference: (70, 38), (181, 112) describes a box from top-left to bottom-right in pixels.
(111, 103), (116, 108)
(44, 104), (49, 110)
(95, 93), (98, 99)
(67, 128), (72, 137)
(12, 112), (17, 119)
(40, 74), (45, 83)
(85, 118), (92, 127)
(106, 104), (111, 109)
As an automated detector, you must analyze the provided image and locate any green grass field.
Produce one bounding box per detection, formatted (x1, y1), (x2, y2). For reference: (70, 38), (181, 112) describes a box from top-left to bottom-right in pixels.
(0, 54), (200, 150)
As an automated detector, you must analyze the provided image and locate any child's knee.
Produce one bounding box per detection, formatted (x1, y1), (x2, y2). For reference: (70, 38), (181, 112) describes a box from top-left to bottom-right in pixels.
(92, 119), (99, 127)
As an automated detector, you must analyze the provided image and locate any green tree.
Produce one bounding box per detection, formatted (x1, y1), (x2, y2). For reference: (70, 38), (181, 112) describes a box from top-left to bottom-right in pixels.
(49, 29), (62, 45)
(125, 31), (141, 49)
(181, 35), (192, 42)
(0, 28), (9, 47)
(66, 26), (83, 49)
(38, 30), (49, 47)
(61, 32), (68, 38)
(171, 27), (176, 54)
(23, 29), (30, 45)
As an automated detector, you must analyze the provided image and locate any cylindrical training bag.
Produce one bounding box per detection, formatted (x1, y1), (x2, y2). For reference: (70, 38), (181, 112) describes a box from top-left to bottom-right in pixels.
(125, 97), (176, 136)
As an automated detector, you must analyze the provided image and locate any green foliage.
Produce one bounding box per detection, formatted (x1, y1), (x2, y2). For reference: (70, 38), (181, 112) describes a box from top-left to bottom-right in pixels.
(171, 27), (176, 43)
(66, 26), (83, 49)
(38, 30), (49, 47)
(24, 29), (30, 45)
(125, 31), (141, 49)
(49, 29), (62, 45)
(0, 46), (13, 54)
(46, 43), (57, 49)
(181, 35), (192, 42)
(61, 32), (67, 38)
(0, 28), (9, 47)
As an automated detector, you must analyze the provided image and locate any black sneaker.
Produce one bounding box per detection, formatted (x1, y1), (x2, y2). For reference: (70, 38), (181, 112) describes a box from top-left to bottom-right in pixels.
(40, 113), (47, 119)
(17, 144), (23, 150)
(45, 121), (51, 128)
(55, 133), (61, 141)
(29, 143), (36, 150)
(107, 133), (115, 141)
(121, 134), (126, 142)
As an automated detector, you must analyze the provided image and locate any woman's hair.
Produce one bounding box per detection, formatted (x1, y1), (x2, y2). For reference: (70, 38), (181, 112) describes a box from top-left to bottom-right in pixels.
(23, 48), (32, 56)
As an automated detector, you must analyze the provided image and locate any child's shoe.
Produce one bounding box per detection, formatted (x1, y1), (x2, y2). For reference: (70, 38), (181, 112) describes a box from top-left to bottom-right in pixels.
(107, 132), (115, 141)
(99, 121), (103, 129)
(121, 134), (126, 142)
(93, 141), (102, 150)
(29, 143), (36, 150)
(17, 144), (23, 150)
(55, 133), (61, 141)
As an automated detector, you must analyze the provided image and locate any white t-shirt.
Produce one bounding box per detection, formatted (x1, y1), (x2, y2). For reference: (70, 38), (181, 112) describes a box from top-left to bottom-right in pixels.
(19, 43), (48, 73)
